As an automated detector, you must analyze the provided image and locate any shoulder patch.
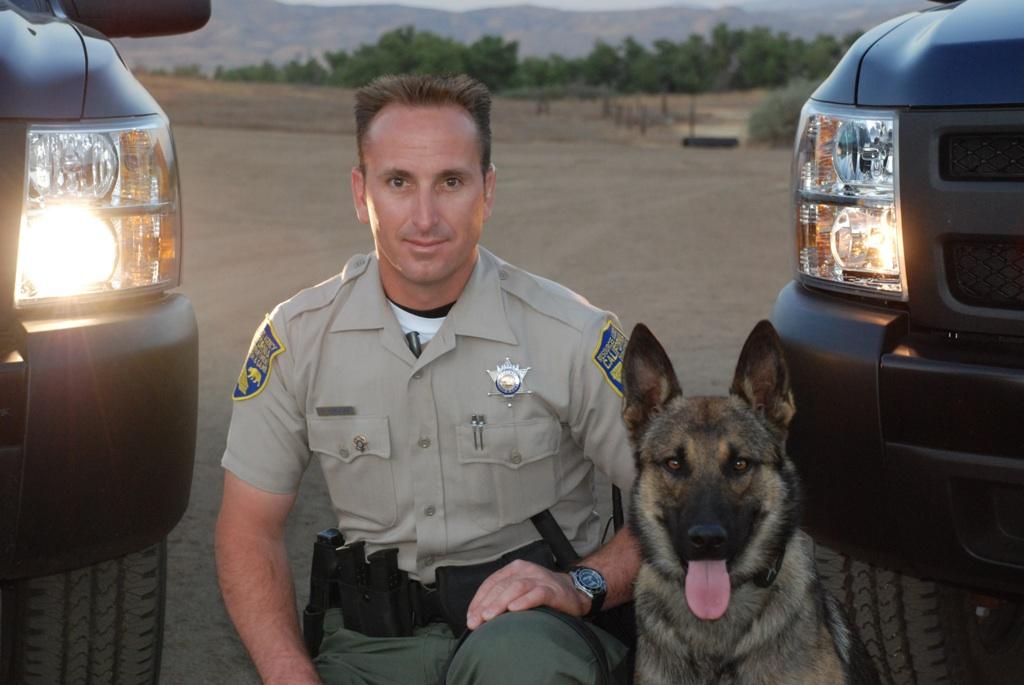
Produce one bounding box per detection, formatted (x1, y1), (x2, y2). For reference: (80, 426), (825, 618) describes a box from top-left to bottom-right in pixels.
(233, 318), (285, 401)
(592, 321), (627, 397)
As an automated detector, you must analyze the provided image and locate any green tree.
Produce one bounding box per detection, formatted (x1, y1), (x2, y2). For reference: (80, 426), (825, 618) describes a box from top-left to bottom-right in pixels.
(734, 27), (792, 89)
(215, 60), (281, 83)
(410, 30), (467, 75)
(651, 36), (710, 94)
(282, 57), (328, 85)
(619, 37), (658, 93)
(582, 40), (622, 88)
(465, 35), (519, 91)
(517, 56), (554, 88)
(332, 27), (467, 87)
(708, 23), (743, 90)
(797, 34), (843, 80)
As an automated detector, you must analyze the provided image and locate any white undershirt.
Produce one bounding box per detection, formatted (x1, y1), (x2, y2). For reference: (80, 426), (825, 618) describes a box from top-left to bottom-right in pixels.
(388, 302), (445, 344)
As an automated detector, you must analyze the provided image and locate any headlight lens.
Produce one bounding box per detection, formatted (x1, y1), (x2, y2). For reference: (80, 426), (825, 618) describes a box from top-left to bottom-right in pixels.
(794, 102), (905, 297)
(15, 117), (181, 307)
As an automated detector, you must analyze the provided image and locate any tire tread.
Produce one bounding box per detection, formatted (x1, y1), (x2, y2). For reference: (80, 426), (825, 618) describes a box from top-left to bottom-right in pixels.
(2, 542), (166, 685)
(815, 545), (958, 685)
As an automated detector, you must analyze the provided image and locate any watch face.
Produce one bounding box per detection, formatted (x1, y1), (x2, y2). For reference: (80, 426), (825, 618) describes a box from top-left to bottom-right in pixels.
(573, 567), (606, 594)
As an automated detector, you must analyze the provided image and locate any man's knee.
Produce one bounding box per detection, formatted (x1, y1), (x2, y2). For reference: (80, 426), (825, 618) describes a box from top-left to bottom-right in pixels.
(446, 609), (625, 685)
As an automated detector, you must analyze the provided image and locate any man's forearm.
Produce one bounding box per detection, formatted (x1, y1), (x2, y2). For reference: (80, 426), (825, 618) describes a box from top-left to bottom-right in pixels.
(578, 525), (641, 609)
(215, 525), (320, 684)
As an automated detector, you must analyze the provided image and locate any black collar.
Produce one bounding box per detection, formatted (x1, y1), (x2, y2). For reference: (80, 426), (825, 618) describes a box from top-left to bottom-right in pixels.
(752, 548), (786, 588)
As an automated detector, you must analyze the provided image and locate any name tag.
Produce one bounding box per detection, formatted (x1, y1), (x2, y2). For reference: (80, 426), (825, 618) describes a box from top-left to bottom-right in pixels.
(316, 406), (357, 417)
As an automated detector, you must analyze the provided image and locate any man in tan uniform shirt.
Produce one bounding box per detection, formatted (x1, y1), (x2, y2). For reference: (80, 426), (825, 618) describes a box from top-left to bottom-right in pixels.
(215, 74), (640, 685)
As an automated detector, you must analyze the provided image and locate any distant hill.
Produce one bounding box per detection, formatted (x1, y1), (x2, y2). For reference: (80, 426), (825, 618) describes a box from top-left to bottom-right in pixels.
(115, 0), (929, 72)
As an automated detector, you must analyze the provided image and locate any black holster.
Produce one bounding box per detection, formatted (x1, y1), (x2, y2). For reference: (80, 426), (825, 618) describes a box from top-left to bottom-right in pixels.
(434, 539), (557, 635)
(303, 529), (415, 657)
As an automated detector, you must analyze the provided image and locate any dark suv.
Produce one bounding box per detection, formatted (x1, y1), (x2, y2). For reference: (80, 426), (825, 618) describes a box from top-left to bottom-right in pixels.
(771, 0), (1023, 682)
(0, 1), (208, 683)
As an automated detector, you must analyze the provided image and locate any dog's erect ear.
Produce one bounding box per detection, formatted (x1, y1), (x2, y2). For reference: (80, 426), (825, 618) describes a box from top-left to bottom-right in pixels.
(730, 320), (795, 433)
(622, 323), (682, 443)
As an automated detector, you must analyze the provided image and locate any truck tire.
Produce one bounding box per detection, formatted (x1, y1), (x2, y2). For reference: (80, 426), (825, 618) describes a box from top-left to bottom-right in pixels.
(1, 540), (166, 685)
(815, 544), (1024, 685)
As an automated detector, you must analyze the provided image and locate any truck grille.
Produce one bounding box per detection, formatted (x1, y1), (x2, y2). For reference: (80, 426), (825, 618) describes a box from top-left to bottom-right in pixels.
(944, 134), (1024, 180)
(947, 241), (1024, 309)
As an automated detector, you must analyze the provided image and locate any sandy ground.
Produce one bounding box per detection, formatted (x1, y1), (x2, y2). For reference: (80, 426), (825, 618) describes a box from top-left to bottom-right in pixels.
(155, 77), (793, 682)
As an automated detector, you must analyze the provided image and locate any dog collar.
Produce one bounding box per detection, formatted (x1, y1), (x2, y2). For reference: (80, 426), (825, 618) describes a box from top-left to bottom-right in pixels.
(753, 549), (786, 588)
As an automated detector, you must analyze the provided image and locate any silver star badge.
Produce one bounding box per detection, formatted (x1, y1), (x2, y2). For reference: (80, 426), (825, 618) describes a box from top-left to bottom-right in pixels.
(486, 358), (532, 403)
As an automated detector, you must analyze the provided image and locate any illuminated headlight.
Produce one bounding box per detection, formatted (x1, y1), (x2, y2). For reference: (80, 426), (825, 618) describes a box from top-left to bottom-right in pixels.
(15, 117), (181, 306)
(794, 102), (905, 298)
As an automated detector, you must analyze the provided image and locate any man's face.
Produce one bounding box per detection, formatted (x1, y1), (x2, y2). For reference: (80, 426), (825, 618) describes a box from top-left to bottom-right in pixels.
(352, 104), (496, 308)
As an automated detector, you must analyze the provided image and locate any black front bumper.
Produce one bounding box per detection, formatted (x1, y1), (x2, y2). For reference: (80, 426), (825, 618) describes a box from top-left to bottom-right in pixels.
(0, 294), (198, 579)
(772, 282), (1024, 596)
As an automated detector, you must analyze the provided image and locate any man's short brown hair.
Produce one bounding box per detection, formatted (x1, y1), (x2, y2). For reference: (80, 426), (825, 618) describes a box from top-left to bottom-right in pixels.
(355, 74), (492, 177)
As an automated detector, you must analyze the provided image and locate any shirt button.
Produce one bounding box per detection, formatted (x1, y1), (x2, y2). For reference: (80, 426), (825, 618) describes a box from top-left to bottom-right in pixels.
(423, 556), (435, 567)
(510, 451), (522, 465)
(418, 438), (431, 449)
(424, 505), (436, 517)
(498, 269), (509, 280)
(338, 448), (350, 459)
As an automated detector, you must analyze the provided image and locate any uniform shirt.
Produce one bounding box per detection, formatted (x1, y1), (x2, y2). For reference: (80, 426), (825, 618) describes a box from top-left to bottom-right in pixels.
(223, 247), (634, 583)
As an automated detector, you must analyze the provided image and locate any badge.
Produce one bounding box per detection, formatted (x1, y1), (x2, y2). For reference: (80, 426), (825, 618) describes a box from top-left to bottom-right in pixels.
(233, 318), (285, 401)
(592, 321), (626, 397)
(486, 358), (532, 404)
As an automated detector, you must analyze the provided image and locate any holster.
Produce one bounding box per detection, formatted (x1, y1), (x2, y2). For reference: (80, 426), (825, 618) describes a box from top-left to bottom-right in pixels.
(336, 545), (415, 638)
(434, 539), (557, 635)
(337, 574), (414, 638)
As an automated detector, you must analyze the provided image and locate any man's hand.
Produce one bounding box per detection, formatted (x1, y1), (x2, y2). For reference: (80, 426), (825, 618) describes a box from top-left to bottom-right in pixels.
(466, 526), (642, 630)
(465, 560), (589, 630)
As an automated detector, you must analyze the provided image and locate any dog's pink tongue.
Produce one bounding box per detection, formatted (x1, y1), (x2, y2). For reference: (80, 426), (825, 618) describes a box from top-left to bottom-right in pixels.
(685, 560), (730, 620)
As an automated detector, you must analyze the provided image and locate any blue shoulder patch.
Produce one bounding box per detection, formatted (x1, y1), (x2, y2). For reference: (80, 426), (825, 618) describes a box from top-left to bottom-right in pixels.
(592, 321), (626, 397)
(233, 319), (285, 401)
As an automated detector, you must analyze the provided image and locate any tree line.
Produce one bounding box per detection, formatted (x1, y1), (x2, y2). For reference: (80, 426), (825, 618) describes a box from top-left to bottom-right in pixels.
(207, 23), (862, 95)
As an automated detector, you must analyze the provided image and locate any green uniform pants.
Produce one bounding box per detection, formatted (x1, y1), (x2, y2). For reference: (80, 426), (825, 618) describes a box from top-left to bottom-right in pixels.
(313, 608), (630, 685)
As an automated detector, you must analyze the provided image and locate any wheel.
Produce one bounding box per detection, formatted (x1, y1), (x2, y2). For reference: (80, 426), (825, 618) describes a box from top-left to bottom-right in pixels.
(1, 540), (166, 685)
(814, 544), (1024, 685)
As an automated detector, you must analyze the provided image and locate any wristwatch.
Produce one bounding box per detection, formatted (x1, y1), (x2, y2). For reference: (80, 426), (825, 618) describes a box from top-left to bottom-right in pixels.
(569, 566), (607, 619)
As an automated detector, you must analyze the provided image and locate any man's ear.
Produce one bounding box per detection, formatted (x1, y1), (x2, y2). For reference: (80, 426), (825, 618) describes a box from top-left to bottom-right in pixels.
(730, 320), (795, 434)
(351, 166), (370, 225)
(483, 163), (496, 221)
(622, 323), (682, 445)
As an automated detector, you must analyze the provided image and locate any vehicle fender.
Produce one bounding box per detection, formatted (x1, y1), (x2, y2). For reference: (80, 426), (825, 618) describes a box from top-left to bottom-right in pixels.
(0, 6), (84, 119)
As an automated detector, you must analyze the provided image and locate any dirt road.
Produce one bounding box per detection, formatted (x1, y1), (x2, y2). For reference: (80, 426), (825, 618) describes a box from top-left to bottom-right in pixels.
(162, 110), (792, 682)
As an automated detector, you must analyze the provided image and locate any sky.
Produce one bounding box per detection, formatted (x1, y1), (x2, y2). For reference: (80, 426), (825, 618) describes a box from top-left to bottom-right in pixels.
(279, 0), (752, 10)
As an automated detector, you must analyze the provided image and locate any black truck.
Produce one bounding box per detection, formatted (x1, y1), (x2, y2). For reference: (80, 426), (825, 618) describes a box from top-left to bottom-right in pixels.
(771, 0), (1024, 682)
(0, 1), (208, 683)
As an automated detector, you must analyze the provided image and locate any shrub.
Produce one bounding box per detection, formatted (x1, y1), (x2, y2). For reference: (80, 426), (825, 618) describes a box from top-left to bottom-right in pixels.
(747, 77), (819, 147)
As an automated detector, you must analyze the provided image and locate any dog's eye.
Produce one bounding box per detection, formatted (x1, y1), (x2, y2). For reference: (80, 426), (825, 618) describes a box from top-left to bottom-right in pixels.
(664, 457), (683, 472)
(732, 458), (750, 474)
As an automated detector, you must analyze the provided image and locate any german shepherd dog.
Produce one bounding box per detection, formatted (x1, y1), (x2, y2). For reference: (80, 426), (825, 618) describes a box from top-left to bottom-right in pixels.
(622, 321), (879, 685)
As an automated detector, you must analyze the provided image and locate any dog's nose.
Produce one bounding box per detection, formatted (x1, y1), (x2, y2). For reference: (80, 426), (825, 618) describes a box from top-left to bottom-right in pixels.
(688, 524), (727, 554)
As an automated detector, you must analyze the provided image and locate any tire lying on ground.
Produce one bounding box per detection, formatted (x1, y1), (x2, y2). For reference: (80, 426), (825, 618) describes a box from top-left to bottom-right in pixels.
(815, 544), (1024, 685)
(1, 541), (166, 685)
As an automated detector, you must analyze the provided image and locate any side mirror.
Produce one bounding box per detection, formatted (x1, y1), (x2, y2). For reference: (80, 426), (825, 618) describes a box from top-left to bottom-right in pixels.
(61, 0), (211, 38)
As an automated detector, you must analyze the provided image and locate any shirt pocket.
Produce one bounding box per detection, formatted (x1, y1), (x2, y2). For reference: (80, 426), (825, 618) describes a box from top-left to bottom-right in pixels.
(455, 417), (562, 533)
(308, 416), (397, 530)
